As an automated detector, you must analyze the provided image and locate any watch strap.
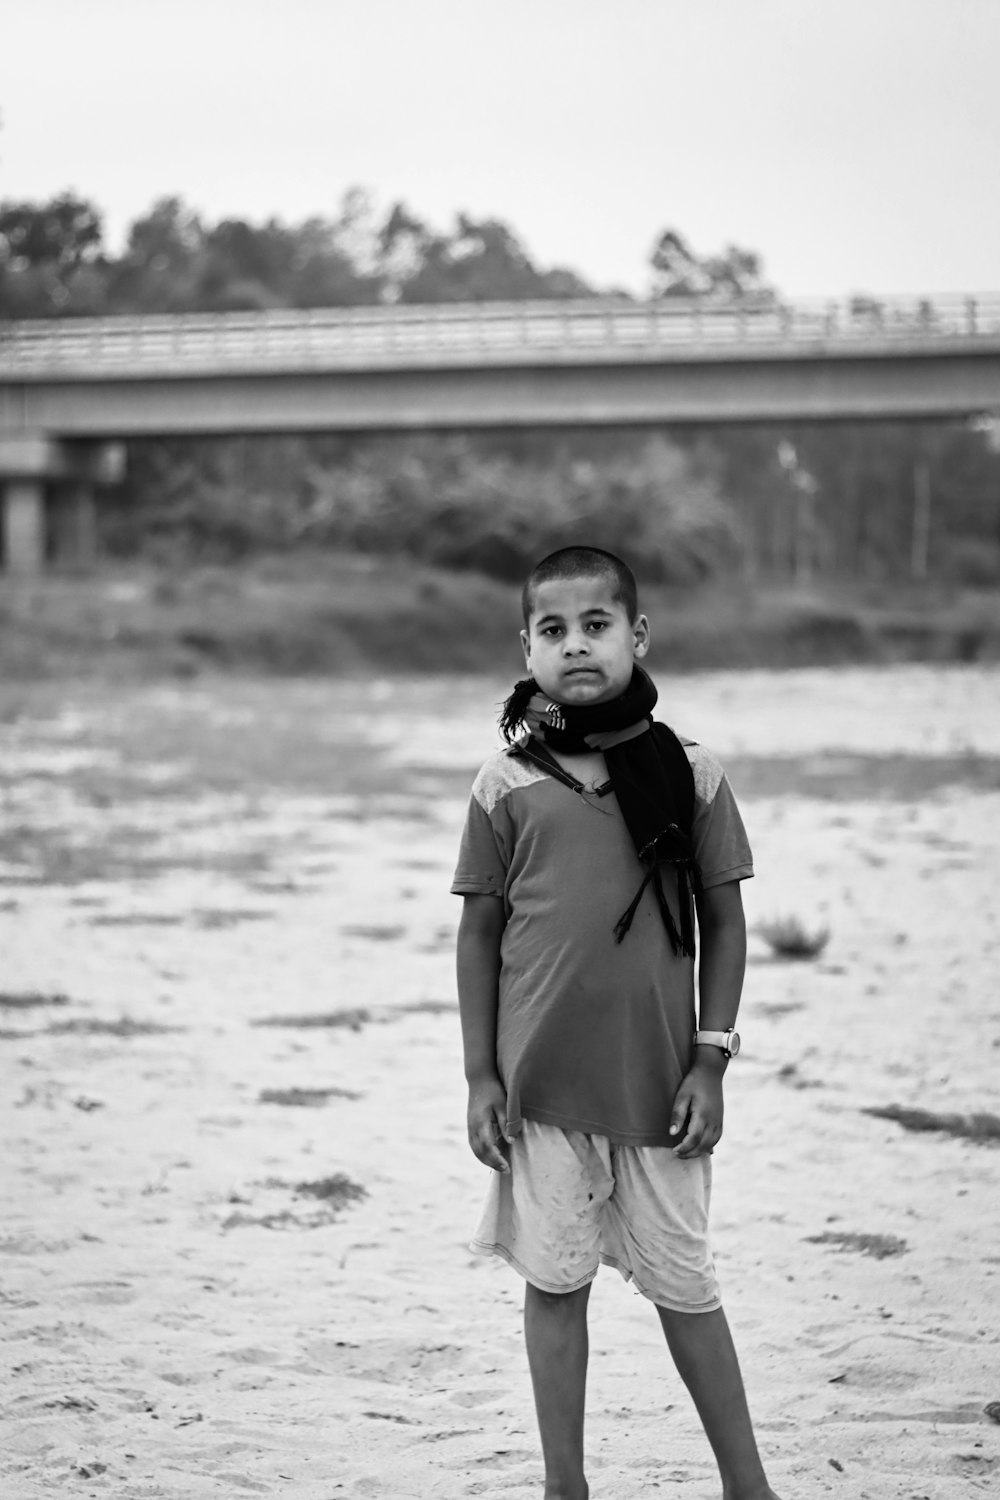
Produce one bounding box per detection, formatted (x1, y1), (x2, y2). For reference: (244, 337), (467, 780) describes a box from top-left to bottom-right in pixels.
(694, 1028), (738, 1057)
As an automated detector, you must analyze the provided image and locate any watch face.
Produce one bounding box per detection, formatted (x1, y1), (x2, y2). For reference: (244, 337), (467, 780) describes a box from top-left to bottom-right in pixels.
(728, 1031), (741, 1057)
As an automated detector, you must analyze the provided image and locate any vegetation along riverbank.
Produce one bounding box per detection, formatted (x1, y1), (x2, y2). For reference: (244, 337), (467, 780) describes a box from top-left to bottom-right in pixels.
(2, 552), (999, 681)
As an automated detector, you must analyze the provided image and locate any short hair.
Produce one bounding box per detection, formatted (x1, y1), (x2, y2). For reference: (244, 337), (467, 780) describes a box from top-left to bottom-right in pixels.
(521, 546), (638, 625)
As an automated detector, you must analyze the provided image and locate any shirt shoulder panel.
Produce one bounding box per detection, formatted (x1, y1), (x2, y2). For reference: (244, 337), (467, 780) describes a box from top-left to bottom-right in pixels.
(471, 745), (549, 817)
(680, 737), (725, 806)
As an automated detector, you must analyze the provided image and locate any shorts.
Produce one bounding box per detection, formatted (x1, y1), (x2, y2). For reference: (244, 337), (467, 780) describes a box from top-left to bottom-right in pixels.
(470, 1119), (720, 1313)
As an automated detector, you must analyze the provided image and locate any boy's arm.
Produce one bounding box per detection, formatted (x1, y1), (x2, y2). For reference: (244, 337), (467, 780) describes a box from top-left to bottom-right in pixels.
(457, 893), (512, 1174)
(670, 879), (747, 1159)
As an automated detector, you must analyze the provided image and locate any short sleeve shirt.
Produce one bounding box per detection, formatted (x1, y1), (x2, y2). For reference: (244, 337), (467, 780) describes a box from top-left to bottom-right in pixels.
(452, 735), (753, 1146)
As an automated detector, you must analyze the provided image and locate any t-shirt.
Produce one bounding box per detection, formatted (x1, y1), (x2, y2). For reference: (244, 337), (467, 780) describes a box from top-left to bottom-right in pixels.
(451, 735), (753, 1146)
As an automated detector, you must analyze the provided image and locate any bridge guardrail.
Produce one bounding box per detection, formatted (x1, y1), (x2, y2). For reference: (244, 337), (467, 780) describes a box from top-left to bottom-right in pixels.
(1, 295), (998, 378)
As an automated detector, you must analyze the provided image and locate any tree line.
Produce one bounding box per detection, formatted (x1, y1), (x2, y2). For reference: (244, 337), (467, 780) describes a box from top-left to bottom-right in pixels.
(0, 189), (768, 316)
(1, 189), (998, 586)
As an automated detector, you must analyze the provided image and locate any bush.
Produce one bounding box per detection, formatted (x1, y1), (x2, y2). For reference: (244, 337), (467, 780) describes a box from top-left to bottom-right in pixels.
(757, 915), (830, 961)
(302, 435), (746, 582)
(106, 433), (748, 586)
(943, 537), (1000, 587)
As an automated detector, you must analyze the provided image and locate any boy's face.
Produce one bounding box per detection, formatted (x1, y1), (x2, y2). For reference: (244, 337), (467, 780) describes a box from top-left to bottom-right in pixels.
(520, 574), (649, 708)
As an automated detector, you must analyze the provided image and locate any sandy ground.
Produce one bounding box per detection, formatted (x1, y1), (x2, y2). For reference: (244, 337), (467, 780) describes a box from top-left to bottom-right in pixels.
(2, 664), (1000, 1499)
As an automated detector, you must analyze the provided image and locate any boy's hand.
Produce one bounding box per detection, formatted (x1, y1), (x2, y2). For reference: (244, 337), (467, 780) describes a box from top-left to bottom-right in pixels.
(467, 1076), (512, 1173)
(669, 1060), (725, 1159)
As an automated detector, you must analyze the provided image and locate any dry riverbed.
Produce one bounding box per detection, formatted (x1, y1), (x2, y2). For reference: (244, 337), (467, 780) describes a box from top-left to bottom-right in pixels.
(2, 665), (1000, 1498)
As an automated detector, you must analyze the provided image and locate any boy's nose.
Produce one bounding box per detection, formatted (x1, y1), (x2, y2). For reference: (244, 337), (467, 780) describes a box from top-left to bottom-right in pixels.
(563, 634), (589, 655)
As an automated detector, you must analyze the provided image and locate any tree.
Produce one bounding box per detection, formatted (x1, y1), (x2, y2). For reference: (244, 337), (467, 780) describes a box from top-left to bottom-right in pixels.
(106, 196), (205, 312)
(377, 201), (431, 302)
(288, 215), (382, 306)
(381, 204), (592, 304)
(0, 192), (105, 314)
(649, 227), (772, 302)
(196, 218), (293, 310)
(0, 192), (103, 273)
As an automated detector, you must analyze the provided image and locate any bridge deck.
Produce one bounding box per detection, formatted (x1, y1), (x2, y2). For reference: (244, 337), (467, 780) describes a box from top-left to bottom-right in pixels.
(2, 295), (999, 380)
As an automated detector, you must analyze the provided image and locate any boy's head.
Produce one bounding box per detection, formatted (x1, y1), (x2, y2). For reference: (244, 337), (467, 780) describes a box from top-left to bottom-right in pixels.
(520, 546), (638, 627)
(520, 546), (649, 708)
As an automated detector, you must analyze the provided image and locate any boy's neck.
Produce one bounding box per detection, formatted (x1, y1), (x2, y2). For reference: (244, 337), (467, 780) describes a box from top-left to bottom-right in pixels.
(545, 745), (609, 787)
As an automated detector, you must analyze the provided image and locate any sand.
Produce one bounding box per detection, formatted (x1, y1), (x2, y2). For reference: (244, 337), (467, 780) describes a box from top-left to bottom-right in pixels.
(2, 664), (999, 1498)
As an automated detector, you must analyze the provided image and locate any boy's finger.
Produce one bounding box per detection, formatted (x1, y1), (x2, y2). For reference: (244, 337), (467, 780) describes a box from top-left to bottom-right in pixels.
(673, 1112), (706, 1157)
(677, 1131), (717, 1158)
(475, 1125), (510, 1173)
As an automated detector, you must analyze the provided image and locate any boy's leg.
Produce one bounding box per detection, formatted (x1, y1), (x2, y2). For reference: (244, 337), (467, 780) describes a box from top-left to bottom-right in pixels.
(656, 1304), (781, 1500)
(524, 1280), (592, 1500)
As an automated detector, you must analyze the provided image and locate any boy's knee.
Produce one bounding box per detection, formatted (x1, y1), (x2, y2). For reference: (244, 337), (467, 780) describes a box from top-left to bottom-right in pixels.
(525, 1280), (592, 1314)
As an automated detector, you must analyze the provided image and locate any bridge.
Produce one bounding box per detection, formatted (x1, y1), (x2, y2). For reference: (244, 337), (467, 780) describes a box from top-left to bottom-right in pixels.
(2, 294), (999, 572)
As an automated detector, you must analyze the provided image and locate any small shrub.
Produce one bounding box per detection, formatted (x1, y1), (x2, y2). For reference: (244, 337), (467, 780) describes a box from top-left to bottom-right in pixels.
(944, 537), (1000, 587)
(293, 1174), (367, 1205)
(757, 915), (830, 961)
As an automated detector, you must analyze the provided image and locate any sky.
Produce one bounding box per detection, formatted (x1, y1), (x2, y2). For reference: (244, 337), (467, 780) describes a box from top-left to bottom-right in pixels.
(1, 0), (998, 300)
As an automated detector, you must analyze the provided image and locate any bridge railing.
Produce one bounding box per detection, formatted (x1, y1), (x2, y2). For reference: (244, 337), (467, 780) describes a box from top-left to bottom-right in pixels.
(1, 294), (998, 377)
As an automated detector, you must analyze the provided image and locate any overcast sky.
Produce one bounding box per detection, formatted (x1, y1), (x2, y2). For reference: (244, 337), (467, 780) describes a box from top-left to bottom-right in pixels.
(2, 0), (997, 299)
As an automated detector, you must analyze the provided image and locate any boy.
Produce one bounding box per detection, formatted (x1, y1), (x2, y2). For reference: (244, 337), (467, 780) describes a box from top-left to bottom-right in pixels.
(452, 546), (783, 1500)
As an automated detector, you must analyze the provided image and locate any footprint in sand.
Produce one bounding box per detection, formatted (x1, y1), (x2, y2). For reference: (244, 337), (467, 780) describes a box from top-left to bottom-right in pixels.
(453, 1446), (536, 1470)
(211, 1472), (271, 1494)
(225, 1346), (281, 1365)
(875, 1404), (989, 1425)
(68, 1280), (137, 1306)
(450, 1388), (507, 1408)
(829, 1360), (921, 1394)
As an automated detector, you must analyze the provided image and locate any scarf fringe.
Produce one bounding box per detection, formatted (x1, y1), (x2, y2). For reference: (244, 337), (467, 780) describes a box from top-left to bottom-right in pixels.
(614, 863), (697, 958)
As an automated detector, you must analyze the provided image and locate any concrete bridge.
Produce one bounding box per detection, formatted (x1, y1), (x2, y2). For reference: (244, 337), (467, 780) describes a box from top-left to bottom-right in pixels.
(1, 293), (999, 572)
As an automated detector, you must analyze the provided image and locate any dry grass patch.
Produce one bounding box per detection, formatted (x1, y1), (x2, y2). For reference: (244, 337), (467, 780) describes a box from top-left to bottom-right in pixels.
(806, 1231), (908, 1260)
(757, 915), (831, 961)
(222, 1171), (367, 1231)
(47, 1016), (182, 1038)
(395, 999), (457, 1016)
(87, 913), (185, 927)
(865, 1104), (1000, 1144)
(0, 991), (71, 1010)
(293, 1174), (367, 1204)
(341, 923), (406, 941)
(776, 1063), (825, 1090)
(258, 1086), (362, 1106)
(252, 1007), (370, 1031)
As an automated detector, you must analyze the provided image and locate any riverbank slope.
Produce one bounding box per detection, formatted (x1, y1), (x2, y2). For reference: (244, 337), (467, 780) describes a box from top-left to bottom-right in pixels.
(2, 554), (999, 679)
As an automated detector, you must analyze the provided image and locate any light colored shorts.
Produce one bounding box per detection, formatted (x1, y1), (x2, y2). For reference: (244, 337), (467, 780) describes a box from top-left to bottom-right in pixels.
(470, 1119), (720, 1313)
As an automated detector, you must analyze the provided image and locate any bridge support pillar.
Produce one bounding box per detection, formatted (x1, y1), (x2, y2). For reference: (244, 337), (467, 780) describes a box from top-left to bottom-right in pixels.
(2, 478), (47, 575)
(50, 483), (98, 570)
(0, 434), (125, 574)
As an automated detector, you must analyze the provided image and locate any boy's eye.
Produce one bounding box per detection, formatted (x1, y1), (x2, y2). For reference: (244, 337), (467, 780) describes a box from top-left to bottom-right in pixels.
(541, 625), (563, 637)
(586, 621), (607, 633)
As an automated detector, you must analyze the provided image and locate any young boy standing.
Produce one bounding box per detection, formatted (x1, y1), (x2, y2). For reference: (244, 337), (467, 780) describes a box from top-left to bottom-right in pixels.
(452, 547), (783, 1500)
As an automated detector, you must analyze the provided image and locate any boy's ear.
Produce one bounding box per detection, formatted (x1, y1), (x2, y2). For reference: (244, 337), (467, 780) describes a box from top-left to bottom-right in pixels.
(519, 627), (531, 665)
(633, 614), (650, 659)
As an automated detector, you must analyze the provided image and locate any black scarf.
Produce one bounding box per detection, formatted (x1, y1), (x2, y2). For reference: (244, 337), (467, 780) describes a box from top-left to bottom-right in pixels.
(500, 665), (701, 956)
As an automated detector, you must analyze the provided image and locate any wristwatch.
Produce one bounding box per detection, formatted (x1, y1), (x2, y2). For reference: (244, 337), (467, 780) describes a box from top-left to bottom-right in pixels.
(694, 1028), (741, 1058)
